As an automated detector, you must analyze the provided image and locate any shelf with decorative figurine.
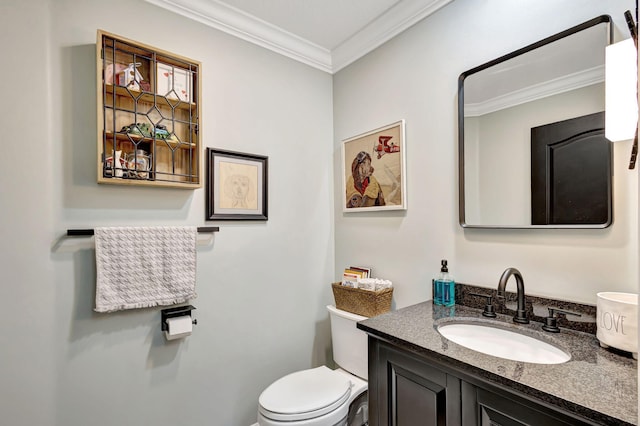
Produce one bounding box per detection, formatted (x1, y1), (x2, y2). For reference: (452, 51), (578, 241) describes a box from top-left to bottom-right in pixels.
(97, 30), (201, 188)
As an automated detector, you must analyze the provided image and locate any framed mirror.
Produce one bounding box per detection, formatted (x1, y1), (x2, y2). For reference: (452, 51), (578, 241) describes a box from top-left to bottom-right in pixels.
(458, 15), (613, 228)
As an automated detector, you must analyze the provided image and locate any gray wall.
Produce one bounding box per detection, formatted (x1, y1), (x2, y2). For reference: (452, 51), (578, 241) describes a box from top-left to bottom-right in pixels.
(334, 0), (637, 308)
(1, 1), (638, 425)
(1, 0), (334, 425)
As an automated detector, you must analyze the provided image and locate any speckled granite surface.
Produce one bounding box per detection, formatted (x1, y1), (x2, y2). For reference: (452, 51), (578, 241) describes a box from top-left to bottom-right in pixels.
(358, 302), (638, 425)
(455, 282), (599, 334)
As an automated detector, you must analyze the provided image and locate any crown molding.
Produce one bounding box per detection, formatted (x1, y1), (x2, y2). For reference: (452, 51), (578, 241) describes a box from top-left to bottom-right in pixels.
(145, 0), (333, 73)
(332, 0), (453, 72)
(145, 0), (453, 74)
(464, 65), (605, 117)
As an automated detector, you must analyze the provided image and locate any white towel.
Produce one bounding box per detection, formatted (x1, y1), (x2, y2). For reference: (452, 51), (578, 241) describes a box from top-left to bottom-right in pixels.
(94, 226), (197, 313)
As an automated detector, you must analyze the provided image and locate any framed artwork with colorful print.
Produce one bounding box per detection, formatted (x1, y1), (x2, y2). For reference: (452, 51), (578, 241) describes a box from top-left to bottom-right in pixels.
(342, 120), (407, 212)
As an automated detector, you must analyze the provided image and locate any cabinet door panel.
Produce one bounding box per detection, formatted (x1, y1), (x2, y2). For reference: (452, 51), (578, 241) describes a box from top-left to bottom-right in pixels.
(393, 365), (446, 426)
(473, 386), (583, 426)
(372, 341), (460, 426)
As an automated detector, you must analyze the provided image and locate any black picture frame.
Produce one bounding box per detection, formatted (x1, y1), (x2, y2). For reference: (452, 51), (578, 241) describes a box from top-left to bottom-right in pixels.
(206, 148), (268, 221)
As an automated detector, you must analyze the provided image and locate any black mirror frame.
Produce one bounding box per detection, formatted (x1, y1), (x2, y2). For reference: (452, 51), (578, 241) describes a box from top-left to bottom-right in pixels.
(458, 15), (614, 229)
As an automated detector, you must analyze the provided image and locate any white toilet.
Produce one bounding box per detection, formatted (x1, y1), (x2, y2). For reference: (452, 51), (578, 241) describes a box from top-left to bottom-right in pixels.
(257, 305), (369, 426)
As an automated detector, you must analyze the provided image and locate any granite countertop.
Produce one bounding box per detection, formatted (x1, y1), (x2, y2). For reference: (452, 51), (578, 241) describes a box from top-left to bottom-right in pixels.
(358, 302), (638, 425)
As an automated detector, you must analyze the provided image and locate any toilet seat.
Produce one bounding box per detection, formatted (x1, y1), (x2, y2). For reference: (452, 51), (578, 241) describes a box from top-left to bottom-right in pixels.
(258, 366), (351, 422)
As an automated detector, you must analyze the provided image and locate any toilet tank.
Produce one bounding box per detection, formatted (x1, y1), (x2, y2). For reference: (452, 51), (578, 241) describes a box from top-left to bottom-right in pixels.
(327, 305), (368, 380)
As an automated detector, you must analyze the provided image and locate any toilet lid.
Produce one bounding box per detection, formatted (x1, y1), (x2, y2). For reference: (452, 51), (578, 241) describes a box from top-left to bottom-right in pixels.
(259, 366), (351, 422)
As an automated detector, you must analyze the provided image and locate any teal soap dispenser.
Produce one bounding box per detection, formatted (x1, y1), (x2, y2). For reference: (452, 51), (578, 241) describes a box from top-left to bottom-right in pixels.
(434, 260), (455, 307)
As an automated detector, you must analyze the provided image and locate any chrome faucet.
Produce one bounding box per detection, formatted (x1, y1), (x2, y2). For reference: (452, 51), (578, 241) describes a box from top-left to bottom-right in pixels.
(497, 268), (529, 324)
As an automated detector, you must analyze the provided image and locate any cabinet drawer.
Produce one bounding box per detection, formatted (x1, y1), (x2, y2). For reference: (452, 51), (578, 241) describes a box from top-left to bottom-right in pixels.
(462, 381), (594, 426)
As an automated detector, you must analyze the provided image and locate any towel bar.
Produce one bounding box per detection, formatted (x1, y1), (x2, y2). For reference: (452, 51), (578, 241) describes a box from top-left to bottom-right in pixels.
(67, 227), (219, 236)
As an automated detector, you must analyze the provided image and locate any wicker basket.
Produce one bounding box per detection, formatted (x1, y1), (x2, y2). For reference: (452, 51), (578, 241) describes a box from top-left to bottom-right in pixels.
(331, 283), (393, 317)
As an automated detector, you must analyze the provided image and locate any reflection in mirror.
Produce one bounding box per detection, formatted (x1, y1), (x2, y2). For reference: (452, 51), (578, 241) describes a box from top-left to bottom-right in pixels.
(459, 16), (613, 228)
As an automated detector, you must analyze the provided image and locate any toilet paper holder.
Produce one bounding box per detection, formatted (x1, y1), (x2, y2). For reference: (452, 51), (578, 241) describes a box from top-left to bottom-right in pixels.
(161, 305), (197, 332)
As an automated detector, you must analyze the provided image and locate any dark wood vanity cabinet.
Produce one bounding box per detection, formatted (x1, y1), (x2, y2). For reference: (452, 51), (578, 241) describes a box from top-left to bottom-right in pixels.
(368, 338), (596, 426)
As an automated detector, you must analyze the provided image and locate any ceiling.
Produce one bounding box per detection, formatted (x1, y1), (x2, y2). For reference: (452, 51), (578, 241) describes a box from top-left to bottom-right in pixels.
(217, 0), (403, 50)
(144, 0), (453, 73)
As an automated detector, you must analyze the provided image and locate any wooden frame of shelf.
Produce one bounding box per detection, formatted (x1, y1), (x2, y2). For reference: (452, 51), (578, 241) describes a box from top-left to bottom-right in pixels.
(104, 131), (196, 149)
(105, 84), (197, 111)
(97, 30), (202, 189)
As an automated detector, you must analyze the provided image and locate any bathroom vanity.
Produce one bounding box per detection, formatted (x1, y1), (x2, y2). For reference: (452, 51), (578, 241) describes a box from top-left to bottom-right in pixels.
(357, 302), (637, 425)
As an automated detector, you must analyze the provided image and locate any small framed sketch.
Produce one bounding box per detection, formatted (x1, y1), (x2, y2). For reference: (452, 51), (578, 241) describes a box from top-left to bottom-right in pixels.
(342, 120), (407, 212)
(206, 148), (268, 220)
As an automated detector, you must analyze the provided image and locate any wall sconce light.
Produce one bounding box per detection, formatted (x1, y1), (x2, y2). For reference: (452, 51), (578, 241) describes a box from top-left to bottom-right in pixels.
(605, 38), (637, 143)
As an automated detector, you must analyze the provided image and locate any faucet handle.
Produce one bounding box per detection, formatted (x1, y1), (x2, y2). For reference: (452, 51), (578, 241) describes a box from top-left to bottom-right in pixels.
(542, 307), (582, 333)
(469, 292), (497, 318)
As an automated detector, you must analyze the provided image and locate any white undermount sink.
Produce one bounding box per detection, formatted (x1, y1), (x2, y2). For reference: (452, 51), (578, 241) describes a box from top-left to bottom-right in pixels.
(437, 322), (571, 364)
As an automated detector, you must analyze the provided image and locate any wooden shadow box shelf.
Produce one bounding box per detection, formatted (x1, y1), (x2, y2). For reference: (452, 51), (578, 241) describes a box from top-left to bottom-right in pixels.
(97, 30), (202, 189)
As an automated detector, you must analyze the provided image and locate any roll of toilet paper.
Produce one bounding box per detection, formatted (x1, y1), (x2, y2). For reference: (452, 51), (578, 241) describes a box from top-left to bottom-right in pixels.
(165, 316), (193, 340)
